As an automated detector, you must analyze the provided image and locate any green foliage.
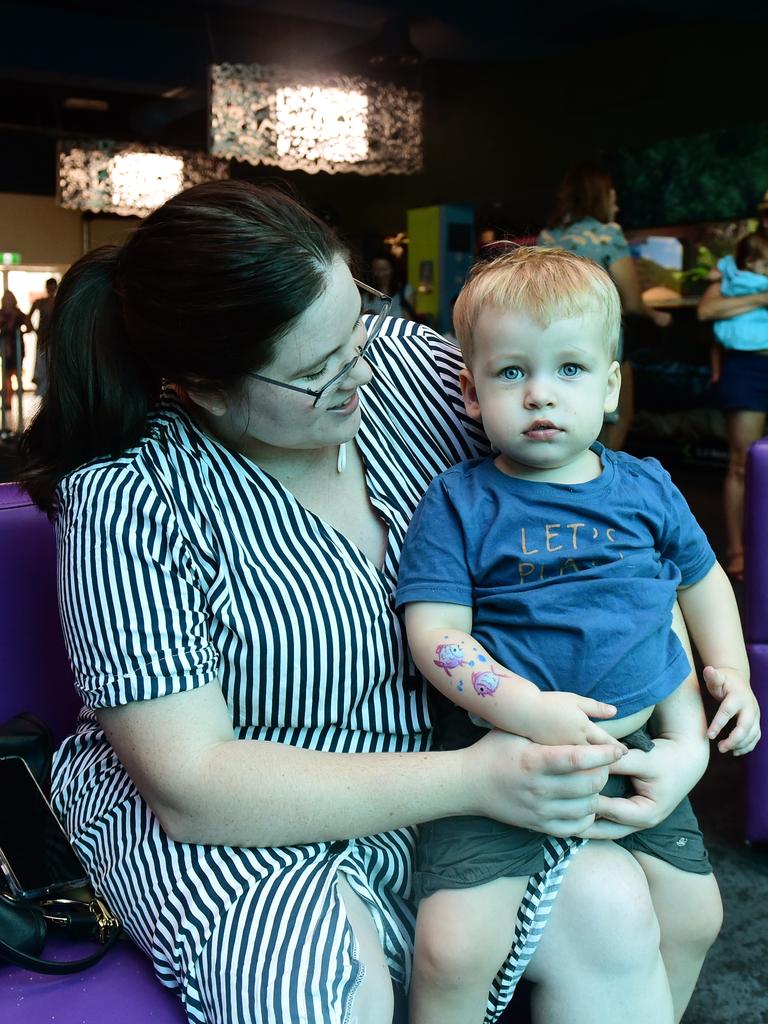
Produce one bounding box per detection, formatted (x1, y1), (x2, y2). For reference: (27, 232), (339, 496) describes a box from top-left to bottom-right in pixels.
(608, 122), (768, 227)
(676, 246), (716, 296)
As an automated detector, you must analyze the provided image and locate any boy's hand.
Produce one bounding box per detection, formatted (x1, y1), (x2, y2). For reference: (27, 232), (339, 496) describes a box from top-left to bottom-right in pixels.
(703, 666), (761, 755)
(520, 691), (619, 747)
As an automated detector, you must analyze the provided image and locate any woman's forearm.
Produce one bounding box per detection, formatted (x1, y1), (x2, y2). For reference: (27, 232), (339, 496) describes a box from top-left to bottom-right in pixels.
(98, 682), (627, 847)
(163, 739), (468, 847)
(135, 731), (630, 847)
(697, 288), (768, 321)
(609, 255), (667, 323)
(98, 687), (467, 846)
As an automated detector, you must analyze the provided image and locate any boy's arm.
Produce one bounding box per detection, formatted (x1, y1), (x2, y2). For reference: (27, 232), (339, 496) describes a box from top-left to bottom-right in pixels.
(677, 562), (761, 755)
(405, 601), (618, 746)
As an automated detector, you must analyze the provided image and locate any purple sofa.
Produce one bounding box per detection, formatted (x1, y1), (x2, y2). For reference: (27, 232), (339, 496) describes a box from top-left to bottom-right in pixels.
(744, 437), (768, 842)
(0, 482), (186, 1023)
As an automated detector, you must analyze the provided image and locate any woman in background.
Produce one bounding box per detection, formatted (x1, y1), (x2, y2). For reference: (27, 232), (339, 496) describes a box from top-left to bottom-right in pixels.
(0, 290), (31, 410)
(697, 231), (768, 580)
(368, 251), (415, 319)
(29, 277), (59, 398)
(538, 163), (671, 450)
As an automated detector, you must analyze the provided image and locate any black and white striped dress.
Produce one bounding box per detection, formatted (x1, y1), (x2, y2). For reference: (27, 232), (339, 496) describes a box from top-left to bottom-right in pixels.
(51, 321), (579, 1024)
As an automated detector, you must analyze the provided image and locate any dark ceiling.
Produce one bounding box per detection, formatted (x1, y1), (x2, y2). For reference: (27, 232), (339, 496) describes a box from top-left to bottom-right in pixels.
(2, 1), (768, 230)
(3, 1), (767, 152)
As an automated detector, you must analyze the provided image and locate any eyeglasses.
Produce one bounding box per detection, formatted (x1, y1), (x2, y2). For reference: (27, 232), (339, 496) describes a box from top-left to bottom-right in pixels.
(249, 279), (392, 408)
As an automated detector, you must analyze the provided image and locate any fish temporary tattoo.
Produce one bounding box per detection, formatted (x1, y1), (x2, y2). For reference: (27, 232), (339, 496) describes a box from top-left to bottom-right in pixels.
(433, 642), (467, 677)
(472, 667), (504, 697)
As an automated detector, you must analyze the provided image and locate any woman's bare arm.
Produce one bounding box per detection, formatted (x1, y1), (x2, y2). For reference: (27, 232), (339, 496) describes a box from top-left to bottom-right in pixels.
(610, 256), (671, 327)
(697, 281), (768, 321)
(97, 682), (625, 847)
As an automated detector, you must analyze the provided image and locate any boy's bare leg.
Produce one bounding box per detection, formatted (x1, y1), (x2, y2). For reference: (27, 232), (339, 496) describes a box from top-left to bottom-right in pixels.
(410, 875), (526, 1024)
(524, 841), (674, 1024)
(632, 852), (723, 1023)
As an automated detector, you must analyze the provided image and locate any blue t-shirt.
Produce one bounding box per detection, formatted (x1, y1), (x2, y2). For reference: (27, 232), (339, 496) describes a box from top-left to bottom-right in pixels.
(713, 254), (768, 350)
(396, 445), (716, 720)
(537, 218), (630, 272)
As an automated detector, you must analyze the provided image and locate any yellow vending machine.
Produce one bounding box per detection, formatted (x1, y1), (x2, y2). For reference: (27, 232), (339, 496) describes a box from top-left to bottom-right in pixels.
(406, 205), (474, 335)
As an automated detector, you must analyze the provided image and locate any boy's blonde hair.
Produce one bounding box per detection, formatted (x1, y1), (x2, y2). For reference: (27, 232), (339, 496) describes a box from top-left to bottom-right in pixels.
(453, 246), (622, 365)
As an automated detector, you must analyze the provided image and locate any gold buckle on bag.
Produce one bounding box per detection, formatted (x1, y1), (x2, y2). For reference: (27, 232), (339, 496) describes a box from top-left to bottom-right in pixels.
(40, 891), (120, 944)
(90, 895), (120, 944)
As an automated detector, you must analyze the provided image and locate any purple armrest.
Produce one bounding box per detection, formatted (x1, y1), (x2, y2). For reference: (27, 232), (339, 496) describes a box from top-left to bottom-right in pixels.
(0, 484), (80, 740)
(0, 483), (186, 1021)
(744, 438), (768, 842)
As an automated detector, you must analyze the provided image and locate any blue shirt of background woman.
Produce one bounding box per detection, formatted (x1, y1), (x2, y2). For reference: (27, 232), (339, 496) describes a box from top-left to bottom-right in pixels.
(537, 216), (630, 272)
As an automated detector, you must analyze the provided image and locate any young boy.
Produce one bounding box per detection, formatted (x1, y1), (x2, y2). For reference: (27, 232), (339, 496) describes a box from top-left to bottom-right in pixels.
(396, 247), (760, 1024)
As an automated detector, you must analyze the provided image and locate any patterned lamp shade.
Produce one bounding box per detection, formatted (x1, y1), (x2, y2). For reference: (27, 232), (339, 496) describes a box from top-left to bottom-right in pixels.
(57, 140), (230, 217)
(209, 63), (422, 176)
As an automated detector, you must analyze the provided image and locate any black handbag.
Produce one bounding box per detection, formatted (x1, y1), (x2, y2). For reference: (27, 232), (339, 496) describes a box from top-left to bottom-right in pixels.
(0, 713), (122, 974)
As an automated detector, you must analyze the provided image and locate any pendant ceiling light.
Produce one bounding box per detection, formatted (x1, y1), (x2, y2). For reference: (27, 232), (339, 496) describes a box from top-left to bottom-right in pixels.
(209, 63), (422, 176)
(57, 140), (229, 217)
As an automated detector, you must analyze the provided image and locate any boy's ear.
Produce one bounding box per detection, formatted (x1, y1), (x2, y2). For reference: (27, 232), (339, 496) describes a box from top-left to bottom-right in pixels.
(460, 367), (482, 422)
(604, 360), (621, 415)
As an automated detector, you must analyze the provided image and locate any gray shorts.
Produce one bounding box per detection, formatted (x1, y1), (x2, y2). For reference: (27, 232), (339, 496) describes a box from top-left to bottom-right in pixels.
(413, 726), (711, 903)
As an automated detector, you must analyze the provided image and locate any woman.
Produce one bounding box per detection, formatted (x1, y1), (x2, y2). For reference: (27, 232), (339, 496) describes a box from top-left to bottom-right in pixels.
(29, 276), (58, 397)
(538, 163), (672, 450)
(697, 239), (768, 580)
(368, 250), (415, 319)
(19, 182), (715, 1024)
(0, 289), (31, 409)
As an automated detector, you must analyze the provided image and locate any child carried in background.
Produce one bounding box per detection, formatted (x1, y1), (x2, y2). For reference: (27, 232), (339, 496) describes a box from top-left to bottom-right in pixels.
(396, 246), (760, 1024)
(713, 232), (768, 354)
(710, 231), (768, 580)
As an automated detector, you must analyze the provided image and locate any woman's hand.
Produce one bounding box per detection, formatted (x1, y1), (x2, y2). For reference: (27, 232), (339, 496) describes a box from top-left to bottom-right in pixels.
(462, 729), (627, 838)
(578, 732), (707, 840)
(650, 308), (672, 328)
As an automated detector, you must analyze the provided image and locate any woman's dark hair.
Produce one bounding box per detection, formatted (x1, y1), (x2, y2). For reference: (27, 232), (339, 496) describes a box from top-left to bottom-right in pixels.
(546, 162), (615, 228)
(19, 181), (348, 511)
(369, 248), (405, 292)
(735, 231), (768, 271)
(370, 249), (395, 268)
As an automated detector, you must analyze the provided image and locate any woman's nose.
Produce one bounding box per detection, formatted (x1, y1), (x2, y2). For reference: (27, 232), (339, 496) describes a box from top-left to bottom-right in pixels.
(350, 351), (374, 387)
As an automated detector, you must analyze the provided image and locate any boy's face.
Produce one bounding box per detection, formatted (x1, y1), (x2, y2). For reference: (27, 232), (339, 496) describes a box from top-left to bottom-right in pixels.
(460, 307), (620, 480)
